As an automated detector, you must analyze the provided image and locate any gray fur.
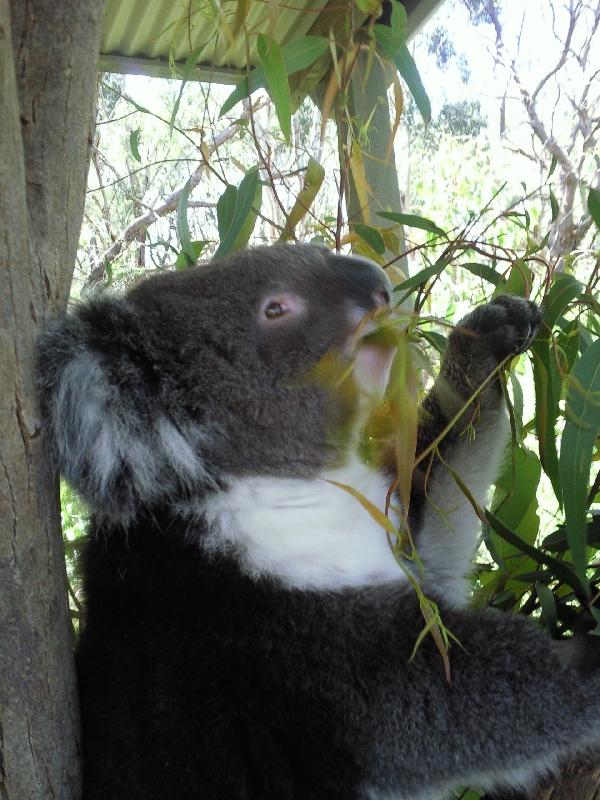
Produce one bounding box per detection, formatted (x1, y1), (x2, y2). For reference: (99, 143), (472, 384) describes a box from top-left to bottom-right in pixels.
(38, 244), (600, 800)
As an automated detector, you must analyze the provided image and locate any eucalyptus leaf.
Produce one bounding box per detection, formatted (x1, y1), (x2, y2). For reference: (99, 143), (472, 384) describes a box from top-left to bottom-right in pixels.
(354, 224), (386, 254)
(129, 128), (142, 163)
(176, 177), (196, 266)
(170, 47), (204, 133)
(549, 190), (559, 223)
(257, 35), (292, 144)
(485, 510), (587, 596)
(543, 274), (582, 328)
(588, 187), (600, 230)
(460, 261), (503, 286)
(214, 168), (260, 259)
(219, 37), (329, 117)
(391, 44), (431, 123)
(559, 338), (600, 588)
(378, 211), (446, 238)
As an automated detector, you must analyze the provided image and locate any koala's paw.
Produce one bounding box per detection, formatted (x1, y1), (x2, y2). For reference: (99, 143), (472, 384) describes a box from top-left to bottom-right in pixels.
(455, 295), (542, 362)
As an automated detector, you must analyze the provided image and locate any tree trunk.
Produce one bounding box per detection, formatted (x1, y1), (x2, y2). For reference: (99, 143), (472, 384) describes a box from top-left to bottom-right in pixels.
(0, 0), (104, 797)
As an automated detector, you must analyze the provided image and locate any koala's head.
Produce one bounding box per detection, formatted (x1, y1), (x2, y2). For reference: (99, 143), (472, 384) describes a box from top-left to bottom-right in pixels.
(38, 243), (393, 524)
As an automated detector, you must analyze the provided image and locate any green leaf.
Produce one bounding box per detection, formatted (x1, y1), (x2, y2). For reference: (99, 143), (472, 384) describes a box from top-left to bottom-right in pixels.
(588, 187), (600, 230)
(498, 259), (532, 297)
(460, 261), (503, 286)
(547, 153), (558, 179)
(354, 224), (385, 254)
(219, 37), (329, 117)
(419, 330), (447, 354)
(353, 0), (381, 13)
(176, 177), (196, 266)
(536, 581), (558, 636)
(393, 260), (448, 303)
(174, 241), (207, 270)
(556, 318), (580, 373)
(129, 128), (142, 163)
(281, 156), (325, 241)
(531, 341), (562, 502)
(485, 510), (587, 596)
(543, 515), (600, 552)
(559, 338), (600, 589)
(549, 190), (559, 223)
(543, 274), (582, 328)
(217, 185), (238, 241)
(391, 43), (431, 123)
(492, 446), (541, 533)
(257, 34), (292, 144)
(170, 47), (204, 133)
(377, 211), (446, 238)
(374, 3), (407, 58)
(214, 168), (260, 260)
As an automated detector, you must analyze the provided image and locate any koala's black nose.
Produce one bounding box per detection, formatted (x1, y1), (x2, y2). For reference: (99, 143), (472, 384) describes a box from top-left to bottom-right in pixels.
(328, 253), (393, 310)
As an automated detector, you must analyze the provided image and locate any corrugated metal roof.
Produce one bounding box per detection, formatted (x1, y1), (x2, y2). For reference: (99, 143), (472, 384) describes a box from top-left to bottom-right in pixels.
(99, 0), (444, 85)
(101, 0), (332, 79)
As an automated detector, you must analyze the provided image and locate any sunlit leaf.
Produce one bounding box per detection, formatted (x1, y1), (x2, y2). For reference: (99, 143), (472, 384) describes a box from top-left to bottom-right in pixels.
(543, 274), (582, 328)
(170, 47), (204, 133)
(492, 447), (541, 533)
(214, 168), (260, 259)
(353, 0), (381, 13)
(393, 260), (448, 304)
(549, 190), (559, 223)
(354, 224), (386, 254)
(129, 128), (142, 163)
(378, 211), (446, 238)
(327, 479), (397, 535)
(588, 187), (600, 230)
(485, 510), (586, 596)
(498, 259), (532, 297)
(176, 177), (196, 266)
(460, 261), (503, 286)
(532, 341), (562, 502)
(257, 34), (292, 144)
(391, 44), (431, 123)
(374, 2), (407, 58)
(559, 339), (600, 588)
(281, 157), (325, 240)
(536, 581), (558, 636)
(219, 37), (329, 117)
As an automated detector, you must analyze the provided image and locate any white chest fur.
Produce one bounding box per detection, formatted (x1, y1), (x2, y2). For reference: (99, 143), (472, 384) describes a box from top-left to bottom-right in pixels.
(200, 461), (407, 590)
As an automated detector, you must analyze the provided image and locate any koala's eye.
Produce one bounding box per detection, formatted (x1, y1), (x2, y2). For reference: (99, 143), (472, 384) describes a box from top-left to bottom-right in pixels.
(265, 301), (288, 319)
(259, 293), (305, 326)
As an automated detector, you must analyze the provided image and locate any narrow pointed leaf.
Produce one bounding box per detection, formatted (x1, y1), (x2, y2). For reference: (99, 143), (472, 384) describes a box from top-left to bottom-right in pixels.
(129, 128), (142, 163)
(378, 211), (446, 238)
(176, 177), (196, 265)
(354, 224), (386, 254)
(391, 44), (431, 123)
(214, 168), (260, 259)
(559, 339), (600, 588)
(257, 34), (292, 144)
(588, 187), (600, 230)
(219, 37), (329, 117)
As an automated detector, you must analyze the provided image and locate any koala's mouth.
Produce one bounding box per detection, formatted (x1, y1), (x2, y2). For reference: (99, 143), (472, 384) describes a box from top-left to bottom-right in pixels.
(350, 315), (397, 399)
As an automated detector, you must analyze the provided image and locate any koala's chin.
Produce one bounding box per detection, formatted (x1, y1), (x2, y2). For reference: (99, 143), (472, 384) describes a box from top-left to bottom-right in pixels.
(39, 244), (600, 800)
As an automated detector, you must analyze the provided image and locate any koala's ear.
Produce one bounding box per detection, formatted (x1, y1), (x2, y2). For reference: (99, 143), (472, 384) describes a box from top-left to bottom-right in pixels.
(37, 297), (210, 524)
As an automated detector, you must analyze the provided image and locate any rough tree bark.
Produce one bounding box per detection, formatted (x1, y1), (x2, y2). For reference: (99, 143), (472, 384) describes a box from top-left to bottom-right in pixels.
(0, 0), (105, 797)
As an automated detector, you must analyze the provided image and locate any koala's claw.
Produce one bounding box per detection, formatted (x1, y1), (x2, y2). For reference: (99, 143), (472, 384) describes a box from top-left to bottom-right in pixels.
(454, 294), (542, 362)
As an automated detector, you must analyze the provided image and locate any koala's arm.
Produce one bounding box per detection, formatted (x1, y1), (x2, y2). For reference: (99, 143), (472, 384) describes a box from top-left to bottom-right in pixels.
(410, 296), (541, 603)
(332, 586), (600, 799)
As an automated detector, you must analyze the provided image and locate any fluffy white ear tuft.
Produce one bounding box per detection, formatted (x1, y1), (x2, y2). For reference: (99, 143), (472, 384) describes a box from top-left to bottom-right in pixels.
(38, 300), (212, 524)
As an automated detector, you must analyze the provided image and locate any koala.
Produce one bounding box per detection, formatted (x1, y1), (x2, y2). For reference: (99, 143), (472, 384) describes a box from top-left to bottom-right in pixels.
(38, 243), (600, 800)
